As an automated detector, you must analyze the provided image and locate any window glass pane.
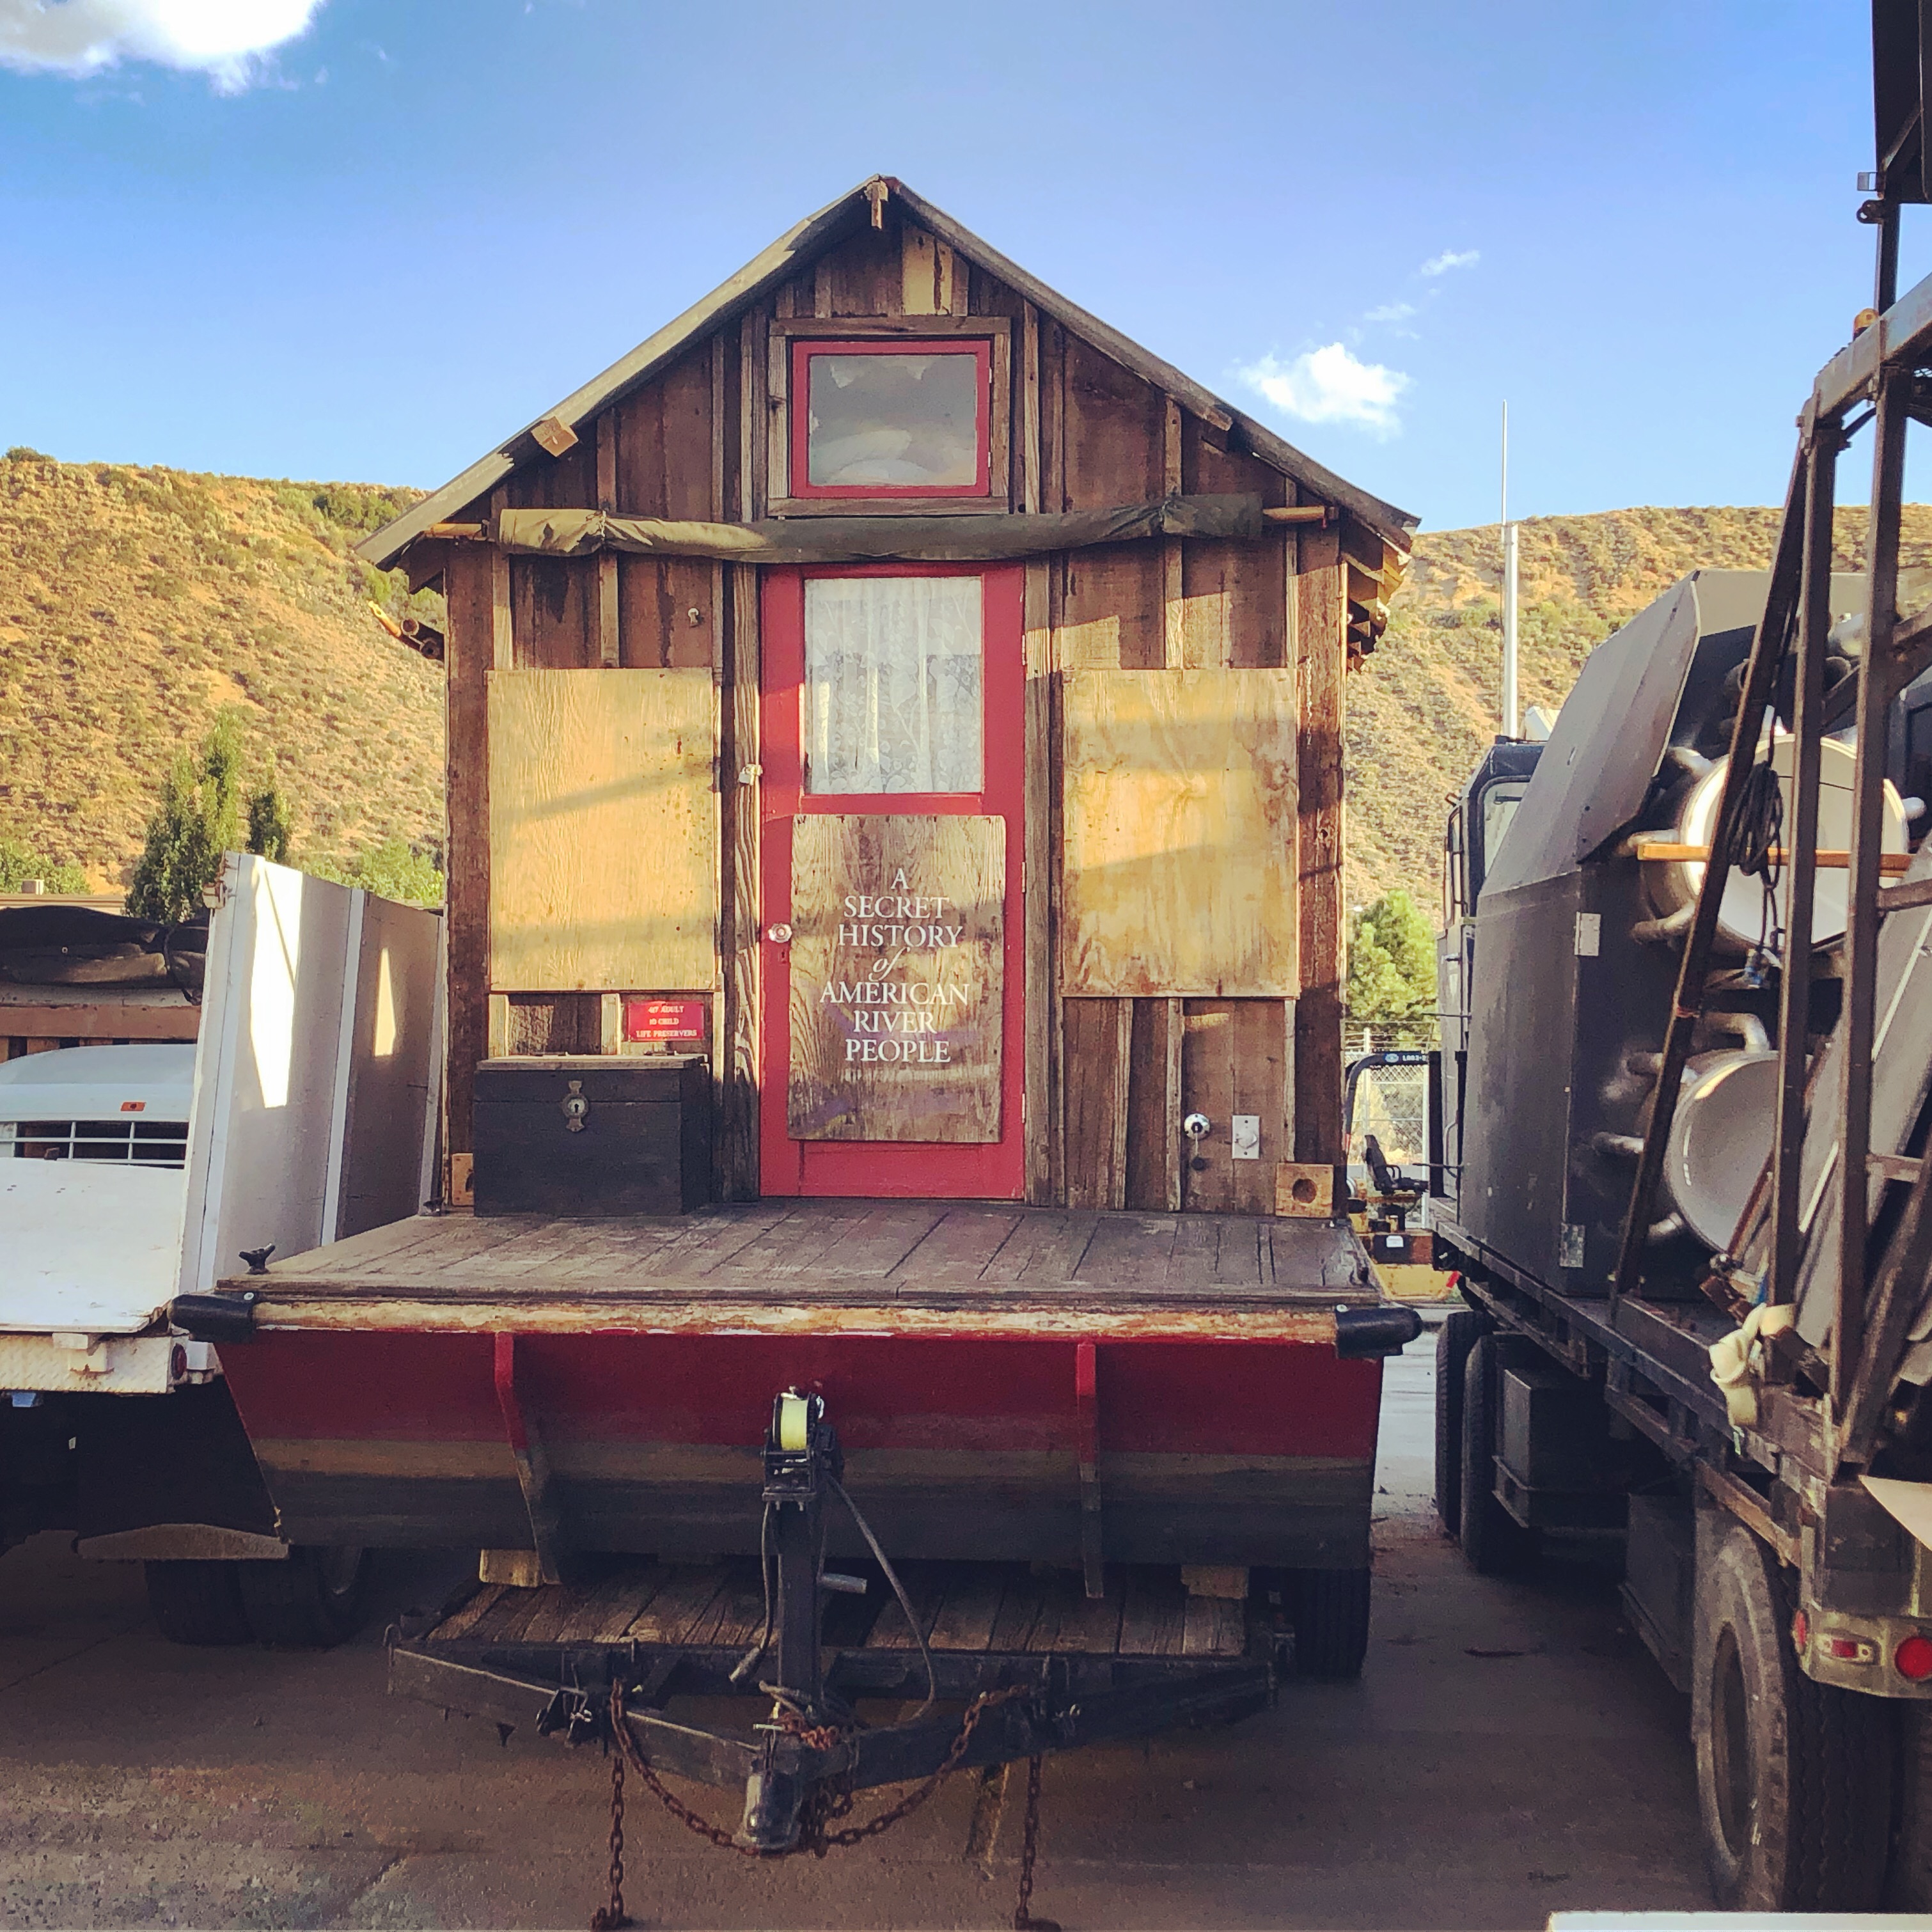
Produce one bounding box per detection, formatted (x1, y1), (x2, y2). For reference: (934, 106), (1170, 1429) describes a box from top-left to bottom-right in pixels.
(807, 352), (980, 489)
(1481, 783), (1525, 878)
(804, 577), (983, 794)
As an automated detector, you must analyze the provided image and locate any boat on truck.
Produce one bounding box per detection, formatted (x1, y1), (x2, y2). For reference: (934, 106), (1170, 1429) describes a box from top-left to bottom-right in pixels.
(1429, 19), (1932, 1901)
(170, 177), (1423, 1904)
(0, 853), (443, 1647)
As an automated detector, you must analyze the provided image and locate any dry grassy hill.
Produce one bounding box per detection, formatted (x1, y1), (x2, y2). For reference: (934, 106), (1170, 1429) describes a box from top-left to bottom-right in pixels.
(1350, 503), (1932, 918)
(2, 449), (1919, 923)
(0, 451), (443, 890)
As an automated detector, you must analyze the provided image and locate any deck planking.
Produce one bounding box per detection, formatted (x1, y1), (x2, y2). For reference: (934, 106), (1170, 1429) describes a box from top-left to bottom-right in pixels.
(427, 1559), (1247, 1660)
(237, 1200), (1372, 1316)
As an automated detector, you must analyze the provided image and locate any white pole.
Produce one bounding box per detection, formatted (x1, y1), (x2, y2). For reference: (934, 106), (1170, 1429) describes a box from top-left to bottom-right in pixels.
(1500, 401), (1519, 739)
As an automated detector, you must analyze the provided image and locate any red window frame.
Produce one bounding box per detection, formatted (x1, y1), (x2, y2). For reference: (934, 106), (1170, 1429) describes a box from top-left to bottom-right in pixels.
(789, 336), (993, 501)
(759, 563), (1025, 1200)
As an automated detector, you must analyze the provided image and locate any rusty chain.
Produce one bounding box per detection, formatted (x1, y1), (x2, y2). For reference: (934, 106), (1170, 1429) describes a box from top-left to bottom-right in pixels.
(586, 1738), (632, 1931)
(1012, 1754), (1059, 1932)
(610, 1669), (1051, 1862)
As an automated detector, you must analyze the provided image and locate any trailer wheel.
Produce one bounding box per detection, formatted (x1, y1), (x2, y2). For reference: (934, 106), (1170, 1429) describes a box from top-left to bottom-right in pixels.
(1693, 1516), (1894, 1911)
(1434, 1308), (1488, 1537)
(1290, 1566), (1372, 1679)
(237, 1545), (370, 1648)
(144, 1559), (252, 1645)
(1459, 1335), (1537, 1575)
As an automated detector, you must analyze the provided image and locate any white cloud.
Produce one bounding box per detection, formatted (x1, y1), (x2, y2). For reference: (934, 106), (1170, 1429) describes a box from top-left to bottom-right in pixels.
(1420, 248), (1480, 277)
(1363, 300), (1417, 324)
(1238, 345), (1410, 436)
(0, 0), (324, 91)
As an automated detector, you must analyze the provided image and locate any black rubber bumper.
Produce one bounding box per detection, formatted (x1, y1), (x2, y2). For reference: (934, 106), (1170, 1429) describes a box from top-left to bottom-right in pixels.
(1333, 1303), (1424, 1360)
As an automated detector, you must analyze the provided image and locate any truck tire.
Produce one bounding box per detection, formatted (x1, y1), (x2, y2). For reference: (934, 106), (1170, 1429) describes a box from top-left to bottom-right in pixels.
(237, 1545), (371, 1648)
(1291, 1566), (1372, 1679)
(1459, 1334), (1537, 1575)
(145, 1559), (251, 1645)
(1435, 1308), (1488, 1538)
(1693, 1517), (1894, 1911)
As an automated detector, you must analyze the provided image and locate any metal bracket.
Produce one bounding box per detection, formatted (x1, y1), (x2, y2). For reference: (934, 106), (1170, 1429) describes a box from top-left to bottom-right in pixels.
(493, 1333), (568, 1586)
(1076, 1341), (1103, 1599)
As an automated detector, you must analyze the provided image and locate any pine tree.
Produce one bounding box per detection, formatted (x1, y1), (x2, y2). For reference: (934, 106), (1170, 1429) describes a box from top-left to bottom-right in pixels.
(126, 714), (253, 923)
(1345, 889), (1438, 1041)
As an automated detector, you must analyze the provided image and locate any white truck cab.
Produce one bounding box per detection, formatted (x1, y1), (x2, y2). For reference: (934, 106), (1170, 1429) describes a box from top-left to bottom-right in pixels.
(0, 1043), (216, 1398)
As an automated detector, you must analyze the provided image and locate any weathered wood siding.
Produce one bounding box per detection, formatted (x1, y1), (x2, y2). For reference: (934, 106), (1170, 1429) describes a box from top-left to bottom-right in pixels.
(432, 203), (1364, 1210)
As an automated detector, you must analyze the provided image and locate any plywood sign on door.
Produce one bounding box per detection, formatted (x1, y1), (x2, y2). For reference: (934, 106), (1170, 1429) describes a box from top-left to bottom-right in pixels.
(787, 814), (1004, 1142)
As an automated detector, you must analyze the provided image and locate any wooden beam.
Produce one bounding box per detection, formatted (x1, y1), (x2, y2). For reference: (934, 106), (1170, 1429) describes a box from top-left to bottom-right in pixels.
(489, 489), (513, 671)
(1294, 526), (1346, 1163)
(445, 544), (496, 1156)
(1024, 560), (1053, 1205)
(595, 416), (620, 668)
(1261, 506), (1329, 526)
(1021, 302), (1042, 517)
(494, 1333), (569, 1584)
(1111, 998), (1133, 1210)
(0, 1003), (198, 1044)
(723, 562), (763, 1200)
(1163, 398), (1184, 671)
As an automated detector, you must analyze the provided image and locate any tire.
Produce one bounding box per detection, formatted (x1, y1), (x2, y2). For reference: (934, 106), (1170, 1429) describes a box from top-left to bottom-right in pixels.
(1459, 1335), (1537, 1575)
(1291, 1566), (1372, 1679)
(145, 1559), (252, 1645)
(1434, 1307), (1488, 1538)
(1692, 1517), (1894, 1910)
(237, 1545), (371, 1648)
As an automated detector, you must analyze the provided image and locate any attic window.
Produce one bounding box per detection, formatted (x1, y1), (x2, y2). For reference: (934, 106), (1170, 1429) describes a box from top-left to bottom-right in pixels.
(791, 338), (991, 499)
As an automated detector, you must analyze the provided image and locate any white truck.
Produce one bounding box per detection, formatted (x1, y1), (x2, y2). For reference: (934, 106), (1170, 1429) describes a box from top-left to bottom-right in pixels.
(0, 854), (441, 1645)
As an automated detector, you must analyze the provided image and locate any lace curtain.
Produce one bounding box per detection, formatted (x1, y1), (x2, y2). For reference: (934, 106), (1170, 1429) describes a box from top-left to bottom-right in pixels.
(804, 576), (984, 794)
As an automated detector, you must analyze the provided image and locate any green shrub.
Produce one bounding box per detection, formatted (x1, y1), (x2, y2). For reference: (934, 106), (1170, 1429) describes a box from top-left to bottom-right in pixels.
(0, 836), (88, 893)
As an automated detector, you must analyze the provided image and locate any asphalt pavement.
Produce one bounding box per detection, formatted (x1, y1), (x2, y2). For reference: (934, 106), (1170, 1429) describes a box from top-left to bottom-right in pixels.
(1, 1334), (1712, 1929)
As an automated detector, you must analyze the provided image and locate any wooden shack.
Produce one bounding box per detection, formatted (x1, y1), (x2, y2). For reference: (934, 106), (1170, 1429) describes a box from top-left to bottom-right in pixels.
(360, 176), (1413, 1218)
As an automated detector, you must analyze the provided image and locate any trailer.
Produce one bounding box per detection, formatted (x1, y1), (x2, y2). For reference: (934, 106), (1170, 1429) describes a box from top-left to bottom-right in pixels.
(1429, 14), (1932, 1907)
(169, 176), (1424, 1917)
(0, 854), (443, 1647)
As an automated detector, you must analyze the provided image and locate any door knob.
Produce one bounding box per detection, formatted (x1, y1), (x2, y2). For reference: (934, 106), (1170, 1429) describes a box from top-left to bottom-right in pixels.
(765, 923), (793, 944)
(1183, 1113), (1211, 1140)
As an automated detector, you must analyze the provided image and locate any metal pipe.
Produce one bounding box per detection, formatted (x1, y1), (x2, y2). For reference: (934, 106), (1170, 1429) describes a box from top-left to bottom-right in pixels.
(1834, 368), (1911, 1433)
(1772, 429), (1835, 1306)
(1706, 1010), (1772, 1055)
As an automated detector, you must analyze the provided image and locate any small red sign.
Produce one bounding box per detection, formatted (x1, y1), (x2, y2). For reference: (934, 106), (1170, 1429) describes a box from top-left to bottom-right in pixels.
(624, 997), (707, 1044)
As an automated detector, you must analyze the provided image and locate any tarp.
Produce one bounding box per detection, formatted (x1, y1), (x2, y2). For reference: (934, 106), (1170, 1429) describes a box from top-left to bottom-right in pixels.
(494, 493), (1268, 565)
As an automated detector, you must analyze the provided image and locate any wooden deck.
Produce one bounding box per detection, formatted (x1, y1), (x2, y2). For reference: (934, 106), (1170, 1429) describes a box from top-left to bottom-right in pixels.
(425, 1556), (1250, 1662)
(230, 1200), (1376, 1337)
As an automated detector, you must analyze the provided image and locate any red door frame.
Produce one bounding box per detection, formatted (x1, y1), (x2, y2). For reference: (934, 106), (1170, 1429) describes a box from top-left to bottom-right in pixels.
(758, 562), (1025, 1200)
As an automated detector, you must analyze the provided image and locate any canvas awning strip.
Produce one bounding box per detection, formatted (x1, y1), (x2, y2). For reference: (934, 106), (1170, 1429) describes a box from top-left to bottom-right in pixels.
(493, 493), (1266, 564)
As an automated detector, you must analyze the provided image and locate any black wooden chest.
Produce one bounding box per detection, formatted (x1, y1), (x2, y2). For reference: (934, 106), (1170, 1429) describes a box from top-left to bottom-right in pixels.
(472, 1055), (711, 1216)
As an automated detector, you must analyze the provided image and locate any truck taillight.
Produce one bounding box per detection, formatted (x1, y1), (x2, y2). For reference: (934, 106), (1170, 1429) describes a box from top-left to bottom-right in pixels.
(1896, 1634), (1932, 1681)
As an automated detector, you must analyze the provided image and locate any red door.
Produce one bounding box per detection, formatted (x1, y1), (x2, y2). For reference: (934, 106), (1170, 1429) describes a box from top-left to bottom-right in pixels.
(759, 563), (1025, 1198)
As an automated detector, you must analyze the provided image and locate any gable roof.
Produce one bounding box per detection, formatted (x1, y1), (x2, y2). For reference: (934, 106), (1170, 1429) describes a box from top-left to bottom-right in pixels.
(357, 176), (1417, 570)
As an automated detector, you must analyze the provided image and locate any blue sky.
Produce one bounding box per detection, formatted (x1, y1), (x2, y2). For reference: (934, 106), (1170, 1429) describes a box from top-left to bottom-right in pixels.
(0, 0), (1908, 533)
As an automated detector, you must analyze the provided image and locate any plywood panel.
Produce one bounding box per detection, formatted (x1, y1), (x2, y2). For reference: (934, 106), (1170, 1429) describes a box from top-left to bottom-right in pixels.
(487, 668), (717, 993)
(1061, 670), (1298, 996)
(787, 814), (1005, 1142)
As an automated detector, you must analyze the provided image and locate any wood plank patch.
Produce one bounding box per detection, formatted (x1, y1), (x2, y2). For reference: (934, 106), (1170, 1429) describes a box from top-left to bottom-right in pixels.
(433, 1583), (505, 1642)
(1181, 1592), (1248, 1658)
(622, 1566), (732, 1645)
(923, 1567), (1010, 1652)
(1117, 1569), (1188, 1656)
